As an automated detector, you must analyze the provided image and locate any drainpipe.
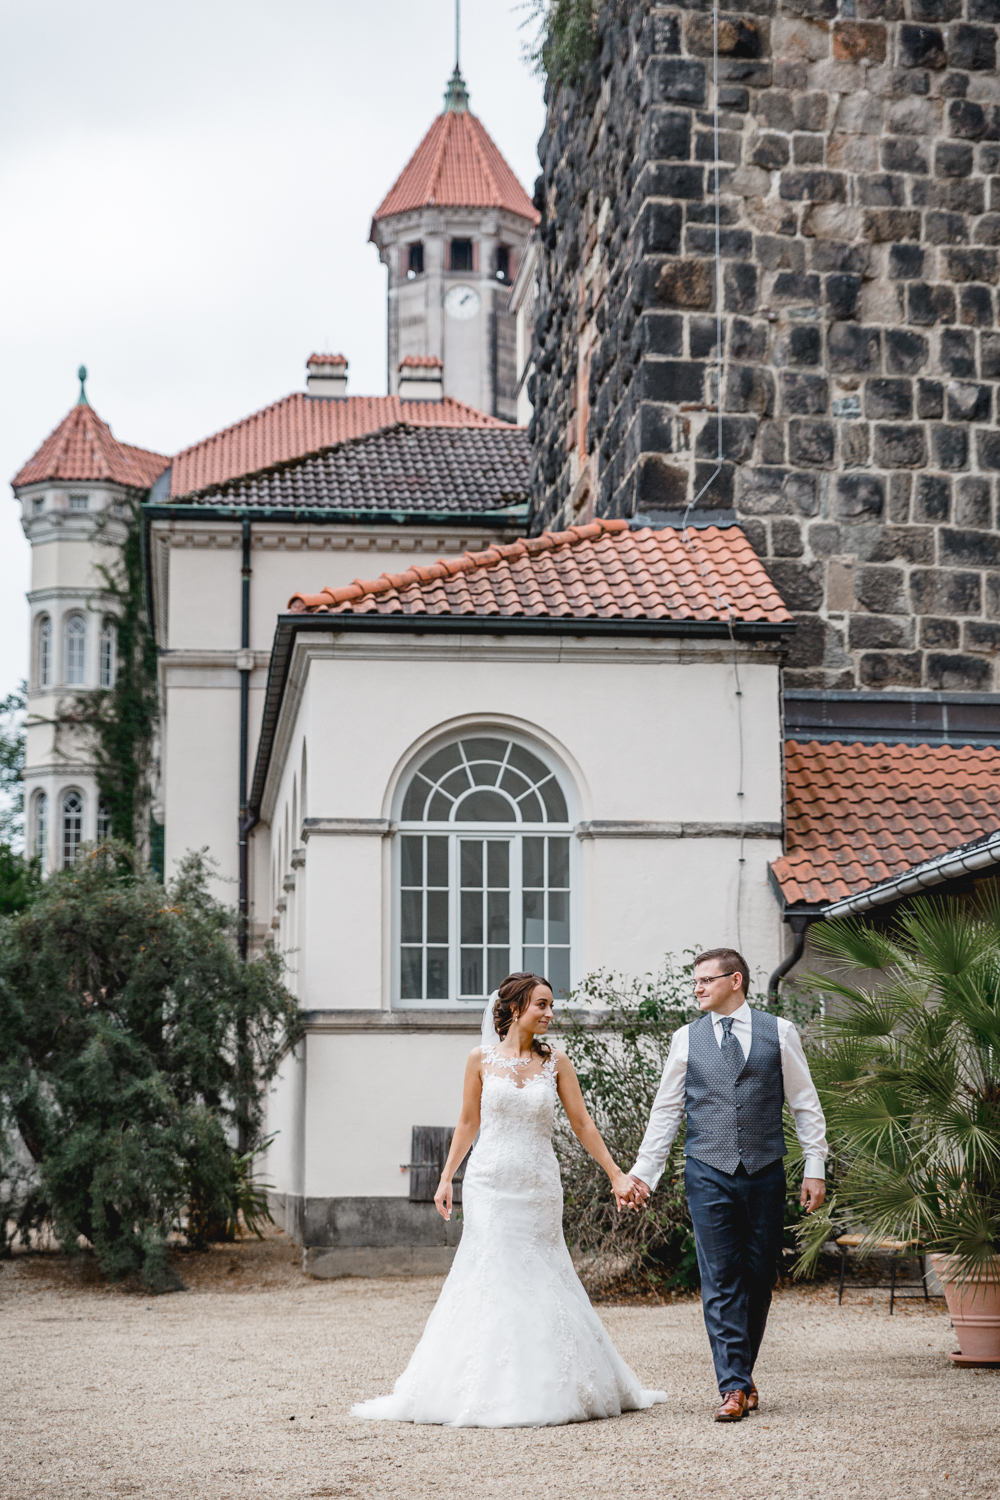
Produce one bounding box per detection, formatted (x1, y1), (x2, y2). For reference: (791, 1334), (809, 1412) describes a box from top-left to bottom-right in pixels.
(767, 912), (815, 1005)
(237, 515), (252, 1152)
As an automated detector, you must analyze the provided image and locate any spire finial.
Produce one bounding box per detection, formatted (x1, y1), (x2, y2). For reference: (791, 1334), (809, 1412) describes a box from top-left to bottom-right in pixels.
(77, 365), (89, 406)
(443, 0), (469, 111)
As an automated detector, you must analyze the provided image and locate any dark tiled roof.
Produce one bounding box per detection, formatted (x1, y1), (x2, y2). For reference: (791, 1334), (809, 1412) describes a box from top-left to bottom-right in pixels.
(771, 740), (1000, 906)
(185, 423), (530, 513)
(288, 520), (794, 623)
(170, 391), (512, 498)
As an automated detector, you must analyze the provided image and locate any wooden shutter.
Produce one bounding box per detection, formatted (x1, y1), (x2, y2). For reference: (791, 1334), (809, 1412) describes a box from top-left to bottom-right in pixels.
(408, 1126), (471, 1204)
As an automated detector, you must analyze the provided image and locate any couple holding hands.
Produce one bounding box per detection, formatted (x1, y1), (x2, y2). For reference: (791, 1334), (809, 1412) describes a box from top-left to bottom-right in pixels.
(353, 948), (827, 1428)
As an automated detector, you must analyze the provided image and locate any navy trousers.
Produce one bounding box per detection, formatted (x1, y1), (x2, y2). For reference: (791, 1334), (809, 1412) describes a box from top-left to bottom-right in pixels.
(684, 1155), (786, 1396)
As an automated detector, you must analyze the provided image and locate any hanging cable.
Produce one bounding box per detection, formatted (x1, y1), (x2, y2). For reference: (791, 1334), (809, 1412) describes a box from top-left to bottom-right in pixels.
(674, 0), (747, 952)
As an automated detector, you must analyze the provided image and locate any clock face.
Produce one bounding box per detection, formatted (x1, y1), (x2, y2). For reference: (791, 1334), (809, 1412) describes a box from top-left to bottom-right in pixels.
(444, 284), (481, 321)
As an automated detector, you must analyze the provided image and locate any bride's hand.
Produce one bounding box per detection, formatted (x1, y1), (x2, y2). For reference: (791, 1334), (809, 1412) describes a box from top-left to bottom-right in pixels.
(611, 1171), (636, 1213)
(433, 1176), (453, 1222)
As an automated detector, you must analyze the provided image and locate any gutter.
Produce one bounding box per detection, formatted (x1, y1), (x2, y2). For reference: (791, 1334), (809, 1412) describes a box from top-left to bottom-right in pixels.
(821, 827), (1000, 920)
(143, 502), (529, 528)
(249, 610), (796, 819)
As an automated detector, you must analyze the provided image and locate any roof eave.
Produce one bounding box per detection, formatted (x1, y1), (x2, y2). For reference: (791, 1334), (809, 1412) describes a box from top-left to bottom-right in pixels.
(249, 612), (795, 818)
(820, 829), (1000, 921)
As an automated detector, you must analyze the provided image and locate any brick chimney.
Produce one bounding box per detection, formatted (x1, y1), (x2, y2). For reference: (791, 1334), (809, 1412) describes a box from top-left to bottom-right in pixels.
(306, 353), (348, 398)
(398, 355), (443, 401)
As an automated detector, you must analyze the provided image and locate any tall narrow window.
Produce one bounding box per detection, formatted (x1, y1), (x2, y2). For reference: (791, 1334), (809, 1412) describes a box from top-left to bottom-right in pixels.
(396, 736), (573, 1003)
(408, 242), (424, 277)
(34, 791), (48, 875)
(450, 239), (473, 272)
(62, 790), (83, 867)
(495, 246), (510, 282)
(65, 614), (86, 685)
(37, 615), (52, 688)
(99, 619), (116, 688)
(97, 796), (112, 841)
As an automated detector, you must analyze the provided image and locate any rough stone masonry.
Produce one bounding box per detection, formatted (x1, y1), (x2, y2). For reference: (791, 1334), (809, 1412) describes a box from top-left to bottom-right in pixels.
(528, 0), (1000, 690)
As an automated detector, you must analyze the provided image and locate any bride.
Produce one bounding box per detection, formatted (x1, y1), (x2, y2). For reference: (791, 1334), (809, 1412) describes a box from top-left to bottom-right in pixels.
(352, 972), (667, 1428)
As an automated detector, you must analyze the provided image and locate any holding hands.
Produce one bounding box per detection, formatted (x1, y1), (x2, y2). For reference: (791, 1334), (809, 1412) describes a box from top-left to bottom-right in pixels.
(612, 1172), (650, 1212)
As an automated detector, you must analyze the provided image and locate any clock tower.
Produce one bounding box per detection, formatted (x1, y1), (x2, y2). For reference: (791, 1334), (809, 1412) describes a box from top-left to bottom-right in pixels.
(369, 63), (539, 422)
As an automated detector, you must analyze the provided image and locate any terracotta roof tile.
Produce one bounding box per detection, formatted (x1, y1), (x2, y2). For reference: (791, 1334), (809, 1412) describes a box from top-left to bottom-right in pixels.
(372, 109), (539, 224)
(307, 353), (347, 366)
(170, 392), (512, 499)
(771, 740), (1000, 906)
(286, 521), (793, 624)
(12, 403), (169, 490)
(187, 423), (529, 513)
(399, 355), (443, 369)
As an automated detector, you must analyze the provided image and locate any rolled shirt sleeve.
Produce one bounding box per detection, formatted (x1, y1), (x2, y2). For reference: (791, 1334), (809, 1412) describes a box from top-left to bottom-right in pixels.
(630, 1025), (689, 1192)
(777, 1018), (828, 1179)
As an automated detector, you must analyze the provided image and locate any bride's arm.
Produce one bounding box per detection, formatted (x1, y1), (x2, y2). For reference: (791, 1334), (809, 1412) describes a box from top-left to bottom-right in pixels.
(433, 1047), (483, 1222)
(554, 1053), (633, 1209)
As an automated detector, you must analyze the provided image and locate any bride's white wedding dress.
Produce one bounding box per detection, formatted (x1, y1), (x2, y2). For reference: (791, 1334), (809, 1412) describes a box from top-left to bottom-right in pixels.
(352, 1045), (667, 1428)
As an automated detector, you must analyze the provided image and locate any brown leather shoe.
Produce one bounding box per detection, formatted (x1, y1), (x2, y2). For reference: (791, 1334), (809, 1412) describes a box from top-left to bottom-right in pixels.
(746, 1382), (758, 1412)
(714, 1390), (748, 1422)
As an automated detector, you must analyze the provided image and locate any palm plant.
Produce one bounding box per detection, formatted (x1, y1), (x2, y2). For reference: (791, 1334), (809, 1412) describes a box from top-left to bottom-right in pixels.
(796, 893), (1000, 1286)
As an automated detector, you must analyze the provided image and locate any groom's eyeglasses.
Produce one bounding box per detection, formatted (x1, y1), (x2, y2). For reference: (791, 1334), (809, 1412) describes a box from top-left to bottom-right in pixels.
(693, 971), (737, 990)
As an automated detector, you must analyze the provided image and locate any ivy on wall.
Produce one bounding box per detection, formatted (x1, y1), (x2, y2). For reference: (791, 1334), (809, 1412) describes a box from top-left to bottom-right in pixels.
(71, 498), (159, 857)
(522, 0), (599, 89)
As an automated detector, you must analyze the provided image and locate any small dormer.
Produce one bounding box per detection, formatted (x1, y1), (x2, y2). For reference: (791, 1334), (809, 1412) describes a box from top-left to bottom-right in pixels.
(306, 354), (349, 398)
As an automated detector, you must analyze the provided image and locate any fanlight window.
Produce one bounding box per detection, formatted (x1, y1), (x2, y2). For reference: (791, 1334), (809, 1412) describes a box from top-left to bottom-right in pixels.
(397, 737), (572, 1005)
(65, 614), (86, 685)
(62, 789), (83, 868)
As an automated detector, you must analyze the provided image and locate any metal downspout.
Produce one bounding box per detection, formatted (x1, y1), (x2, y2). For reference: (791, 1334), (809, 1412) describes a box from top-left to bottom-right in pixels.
(767, 912), (815, 1005)
(237, 515), (252, 1153)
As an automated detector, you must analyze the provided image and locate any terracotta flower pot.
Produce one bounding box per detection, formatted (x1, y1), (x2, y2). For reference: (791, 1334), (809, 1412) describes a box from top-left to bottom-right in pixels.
(929, 1255), (1000, 1362)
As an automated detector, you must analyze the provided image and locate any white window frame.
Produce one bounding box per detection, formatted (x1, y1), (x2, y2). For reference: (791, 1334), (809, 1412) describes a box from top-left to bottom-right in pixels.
(37, 615), (52, 688)
(34, 790), (48, 875)
(99, 619), (116, 688)
(392, 733), (577, 1009)
(62, 788), (84, 868)
(65, 613), (86, 686)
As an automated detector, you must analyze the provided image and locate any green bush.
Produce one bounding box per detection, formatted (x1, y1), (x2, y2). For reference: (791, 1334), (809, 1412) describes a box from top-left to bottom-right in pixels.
(0, 843), (301, 1289)
(554, 958), (822, 1293)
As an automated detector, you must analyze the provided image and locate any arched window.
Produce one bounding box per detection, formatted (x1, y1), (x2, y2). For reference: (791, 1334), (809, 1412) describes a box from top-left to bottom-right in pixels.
(99, 619), (116, 688)
(62, 789), (83, 867)
(97, 796), (112, 841)
(37, 615), (52, 688)
(65, 614), (86, 685)
(397, 735), (572, 1004)
(34, 791), (48, 874)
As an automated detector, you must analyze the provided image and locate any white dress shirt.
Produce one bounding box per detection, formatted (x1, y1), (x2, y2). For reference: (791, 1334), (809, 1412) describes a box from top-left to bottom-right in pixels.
(630, 1001), (828, 1190)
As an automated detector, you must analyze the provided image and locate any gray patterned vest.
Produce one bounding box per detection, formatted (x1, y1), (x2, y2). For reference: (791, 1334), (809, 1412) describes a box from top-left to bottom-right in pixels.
(684, 1009), (787, 1176)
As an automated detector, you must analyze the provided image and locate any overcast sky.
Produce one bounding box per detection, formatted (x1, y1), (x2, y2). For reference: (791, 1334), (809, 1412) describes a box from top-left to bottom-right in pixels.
(0, 0), (547, 700)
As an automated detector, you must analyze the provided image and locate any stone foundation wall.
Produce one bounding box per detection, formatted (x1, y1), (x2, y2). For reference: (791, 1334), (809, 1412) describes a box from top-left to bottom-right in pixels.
(528, 0), (1000, 690)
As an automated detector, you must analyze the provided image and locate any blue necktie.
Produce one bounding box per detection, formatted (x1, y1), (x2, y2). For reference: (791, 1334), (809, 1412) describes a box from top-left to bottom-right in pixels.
(720, 1016), (743, 1079)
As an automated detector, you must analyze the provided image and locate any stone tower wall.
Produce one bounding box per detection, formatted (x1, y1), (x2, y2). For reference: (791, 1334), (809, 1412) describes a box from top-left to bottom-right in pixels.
(528, 0), (1000, 691)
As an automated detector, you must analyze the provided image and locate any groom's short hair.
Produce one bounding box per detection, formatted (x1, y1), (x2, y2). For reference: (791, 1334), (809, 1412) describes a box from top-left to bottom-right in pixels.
(694, 948), (750, 996)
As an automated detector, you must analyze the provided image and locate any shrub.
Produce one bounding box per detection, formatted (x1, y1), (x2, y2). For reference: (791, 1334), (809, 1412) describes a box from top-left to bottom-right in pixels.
(0, 843), (300, 1289)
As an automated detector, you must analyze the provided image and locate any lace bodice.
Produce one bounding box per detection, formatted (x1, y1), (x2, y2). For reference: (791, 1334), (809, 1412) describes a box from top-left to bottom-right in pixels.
(480, 1043), (559, 1146)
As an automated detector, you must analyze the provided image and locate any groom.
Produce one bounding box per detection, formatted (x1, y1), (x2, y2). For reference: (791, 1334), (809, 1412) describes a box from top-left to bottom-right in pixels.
(624, 948), (827, 1422)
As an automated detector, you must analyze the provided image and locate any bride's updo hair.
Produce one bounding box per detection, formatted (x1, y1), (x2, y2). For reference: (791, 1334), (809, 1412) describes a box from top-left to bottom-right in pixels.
(493, 972), (553, 1058)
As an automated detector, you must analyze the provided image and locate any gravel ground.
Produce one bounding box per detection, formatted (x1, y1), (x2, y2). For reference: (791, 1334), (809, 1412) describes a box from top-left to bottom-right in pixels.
(2, 1229), (997, 1500)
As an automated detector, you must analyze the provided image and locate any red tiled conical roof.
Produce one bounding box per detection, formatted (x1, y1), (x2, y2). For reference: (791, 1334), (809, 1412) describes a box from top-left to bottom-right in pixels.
(12, 403), (169, 490)
(372, 109), (539, 224)
(287, 520), (792, 625)
(771, 740), (1000, 906)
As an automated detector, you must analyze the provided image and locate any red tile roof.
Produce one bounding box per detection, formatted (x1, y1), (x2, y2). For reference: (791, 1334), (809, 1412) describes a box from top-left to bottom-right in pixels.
(170, 392), (512, 499)
(771, 740), (1000, 906)
(400, 355), (443, 369)
(372, 109), (540, 224)
(286, 519), (793, 624)
(12, 403), (169, 490)
(307, 353), (347, 367)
